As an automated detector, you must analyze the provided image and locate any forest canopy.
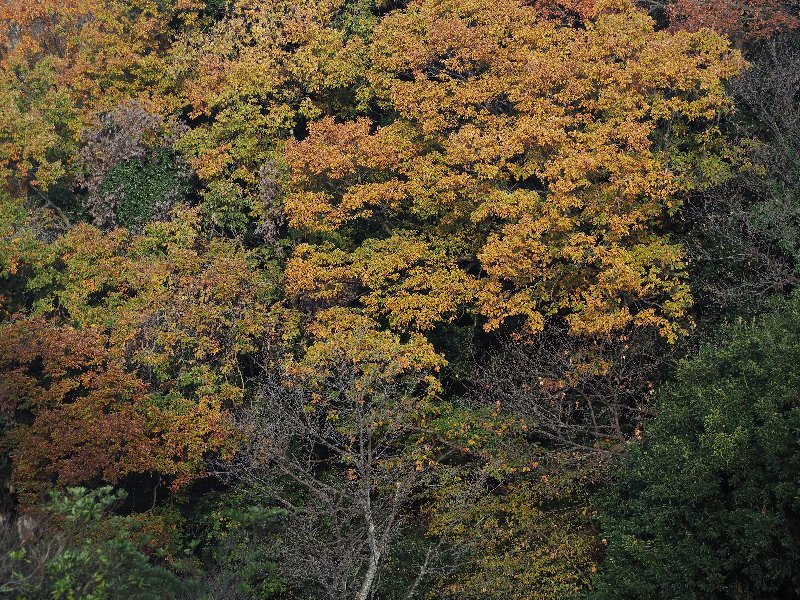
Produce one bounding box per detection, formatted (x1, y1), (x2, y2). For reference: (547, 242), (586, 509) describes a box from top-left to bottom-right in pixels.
(1, 0), (799, 598)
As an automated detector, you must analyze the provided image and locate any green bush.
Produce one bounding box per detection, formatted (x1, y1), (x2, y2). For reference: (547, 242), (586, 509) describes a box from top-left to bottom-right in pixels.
(194, 487), (286, 598)
(99, 149), (189, 228)
(1, 487), (190, 599)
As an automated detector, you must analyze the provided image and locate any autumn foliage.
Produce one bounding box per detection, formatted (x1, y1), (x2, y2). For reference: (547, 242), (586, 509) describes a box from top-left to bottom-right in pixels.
(0, 205), (279, 501)
(285, 0), (742, 340)
(4, 0), (799, 597)
(667, 0), (800, 43)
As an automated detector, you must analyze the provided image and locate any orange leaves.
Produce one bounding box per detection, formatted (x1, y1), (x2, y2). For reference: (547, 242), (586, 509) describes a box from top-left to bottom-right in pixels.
(146, 394), (236, 490)
(285, 118), (420, 231)
(0, 317), (104, 413)
(287, 118), (374, 181)
(284, 0), (742, 341)
(13, 369), (155, 488)
(370, 0), (530, 133)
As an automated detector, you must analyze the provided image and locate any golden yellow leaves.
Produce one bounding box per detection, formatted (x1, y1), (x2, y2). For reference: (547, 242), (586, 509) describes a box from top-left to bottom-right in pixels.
(286, 234), (477, 331)
(284, 0), (743, 342)
(285, 307), (445, 398)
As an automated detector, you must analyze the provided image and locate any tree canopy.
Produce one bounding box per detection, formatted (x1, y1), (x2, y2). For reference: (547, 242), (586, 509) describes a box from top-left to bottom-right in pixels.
(1, 0), (799, 597)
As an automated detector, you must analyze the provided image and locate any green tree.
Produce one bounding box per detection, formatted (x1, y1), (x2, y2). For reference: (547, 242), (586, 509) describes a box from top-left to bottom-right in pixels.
(195, 487), (286, 598)
(592, 292), (800, 599)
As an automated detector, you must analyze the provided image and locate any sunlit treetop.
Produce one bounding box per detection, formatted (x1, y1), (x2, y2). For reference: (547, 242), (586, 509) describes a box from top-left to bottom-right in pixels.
(284, 0), (745, 342)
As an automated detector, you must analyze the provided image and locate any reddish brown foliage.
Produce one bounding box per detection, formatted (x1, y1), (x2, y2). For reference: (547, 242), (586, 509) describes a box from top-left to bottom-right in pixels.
(667, 0), (800, 43)
(0, 318), (158, 501)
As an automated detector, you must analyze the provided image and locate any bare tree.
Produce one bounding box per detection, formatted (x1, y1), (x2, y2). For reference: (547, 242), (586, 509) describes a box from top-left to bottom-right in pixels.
(683, 33), (800, 315)
(471, 325), (667, 462)
(220, 363), (444, 600)
(254, 161), (286, 250)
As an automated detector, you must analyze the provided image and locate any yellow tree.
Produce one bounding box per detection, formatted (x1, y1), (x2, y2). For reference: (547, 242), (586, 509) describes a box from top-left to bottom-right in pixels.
(284, 0), (744, 342)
